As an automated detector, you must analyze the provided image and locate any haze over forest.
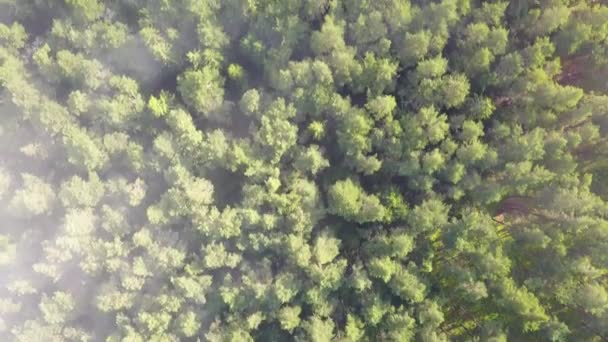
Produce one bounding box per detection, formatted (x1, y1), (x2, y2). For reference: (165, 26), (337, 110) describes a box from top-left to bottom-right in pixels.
(1, 0), (608, 341)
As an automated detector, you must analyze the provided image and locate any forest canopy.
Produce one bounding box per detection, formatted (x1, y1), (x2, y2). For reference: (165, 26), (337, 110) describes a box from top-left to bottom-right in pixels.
(1, 0), (608, 341)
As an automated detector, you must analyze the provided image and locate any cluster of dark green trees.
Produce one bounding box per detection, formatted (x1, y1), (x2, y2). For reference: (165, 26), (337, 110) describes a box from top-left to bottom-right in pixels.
(1, 0), (608, 340)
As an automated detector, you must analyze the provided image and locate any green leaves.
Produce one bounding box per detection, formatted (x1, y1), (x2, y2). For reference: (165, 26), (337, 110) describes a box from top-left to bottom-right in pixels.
(1, 1), (608, 341)
(65, 0), (104, 22)
(389, 265), (427, 302)
(0, 23), (27, 50)
(9, 174), (55, 218)
(278, 306), (301, 332)
(366, 95), (397, 120)
(178, 66), (225, 115)
(176, 311), (201, 337)
(255, 98), (298, 164)
(313, 232), (340, 265)
(62, 126), (109, 171)
(497, 279), (549, 332)
(399, 31), (431, 66)
(300, 316), (335, 342)
(574, 283), (608, 316)
(294, 145), (329, 175)
(408, 198), (449, 234)
(55, 50), (105, 90)
(59, 173), (105, 208)
(327, 178), (385, 223)
(327, 179), (362, 220)
(203, 242), (241, 269)
(39, 292), (75, 325)
(368, 256), (399, 283)
(274, 273), (300, 304)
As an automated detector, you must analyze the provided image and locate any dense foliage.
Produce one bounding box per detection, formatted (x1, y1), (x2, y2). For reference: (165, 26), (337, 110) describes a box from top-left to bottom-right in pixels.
(1, 0), (608, 340)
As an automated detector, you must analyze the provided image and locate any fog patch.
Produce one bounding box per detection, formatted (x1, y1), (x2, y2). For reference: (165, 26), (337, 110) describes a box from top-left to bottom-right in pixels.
(101, 34), (168, 92)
